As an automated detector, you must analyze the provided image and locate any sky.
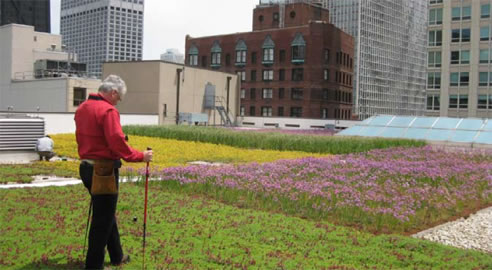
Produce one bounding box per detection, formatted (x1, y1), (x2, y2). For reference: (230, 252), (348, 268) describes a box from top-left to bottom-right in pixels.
(50, 0), (259, 60)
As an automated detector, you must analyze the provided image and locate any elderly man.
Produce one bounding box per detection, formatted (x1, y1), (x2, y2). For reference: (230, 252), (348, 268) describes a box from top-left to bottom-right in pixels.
(75, 74), (153, 269)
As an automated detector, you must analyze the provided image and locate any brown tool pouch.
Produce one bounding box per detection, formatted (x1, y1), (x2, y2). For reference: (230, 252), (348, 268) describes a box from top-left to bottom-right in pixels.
(91, 160), (118, 195)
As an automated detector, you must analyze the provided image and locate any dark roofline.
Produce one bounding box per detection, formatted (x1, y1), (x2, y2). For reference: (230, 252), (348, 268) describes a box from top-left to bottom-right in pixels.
(102, 60), (238, 76)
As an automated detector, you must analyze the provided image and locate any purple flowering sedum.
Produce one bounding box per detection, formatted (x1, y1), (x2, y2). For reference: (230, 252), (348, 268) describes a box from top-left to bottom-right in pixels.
(135, 146), (492, 228)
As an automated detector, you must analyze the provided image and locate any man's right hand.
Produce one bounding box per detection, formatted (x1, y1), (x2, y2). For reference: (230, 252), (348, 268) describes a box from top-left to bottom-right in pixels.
(143, 150), (153, 162)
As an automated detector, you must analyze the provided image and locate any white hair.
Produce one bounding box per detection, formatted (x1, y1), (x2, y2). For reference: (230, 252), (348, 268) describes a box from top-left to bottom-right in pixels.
(99, 74), (127, 99)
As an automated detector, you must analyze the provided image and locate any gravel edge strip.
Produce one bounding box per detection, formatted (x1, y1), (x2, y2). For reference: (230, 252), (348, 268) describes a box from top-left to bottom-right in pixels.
(412, 207), (492, 254)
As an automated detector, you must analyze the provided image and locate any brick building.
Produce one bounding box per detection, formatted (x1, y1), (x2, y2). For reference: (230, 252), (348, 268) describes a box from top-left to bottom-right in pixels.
(185, 2), (354, 120)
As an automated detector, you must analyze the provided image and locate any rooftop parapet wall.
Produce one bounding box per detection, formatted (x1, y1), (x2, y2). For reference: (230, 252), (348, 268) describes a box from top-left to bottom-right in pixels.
(253, 2), (330, 31)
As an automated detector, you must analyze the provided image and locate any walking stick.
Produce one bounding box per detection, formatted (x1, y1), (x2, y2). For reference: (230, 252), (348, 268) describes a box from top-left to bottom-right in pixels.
(142, 147), (151, 269)
(83, 199), (92, 258)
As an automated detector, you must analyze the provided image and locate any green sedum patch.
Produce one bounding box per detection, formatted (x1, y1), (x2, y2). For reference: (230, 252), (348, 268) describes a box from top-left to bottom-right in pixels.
(1, 183), (490, 269)
(123, 125), (426, 154)
(0, 163), (77, 184)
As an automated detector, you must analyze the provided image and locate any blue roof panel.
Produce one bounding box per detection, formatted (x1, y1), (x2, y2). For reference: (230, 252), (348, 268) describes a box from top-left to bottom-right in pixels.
(359, 126), (384, 137)
(456, 119), (484, 130)
(338, 125), (363, 136)
(484, 120), (492, 131)
(425, 129), (453, 141)
(403, 128), (429, 140)
(434, 118), (461, 129)
(370, 115), (394, 126)
(450, 130), (479, 143)
(475, 132), (492, 144)
(380, 127), (406, 138)
(387, 116), (415, 127)
(336, 116), (492, 145)
(411, 117), (438, 128)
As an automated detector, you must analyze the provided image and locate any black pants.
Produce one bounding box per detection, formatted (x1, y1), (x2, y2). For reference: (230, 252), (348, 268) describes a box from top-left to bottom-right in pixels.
(80, 161), (123, 270)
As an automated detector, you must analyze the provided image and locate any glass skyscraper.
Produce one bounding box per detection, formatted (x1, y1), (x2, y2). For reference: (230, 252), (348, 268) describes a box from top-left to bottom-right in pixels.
(60, 0), (144, 78)
(323, 0), (428, 119)
(0, 0), (51, 33)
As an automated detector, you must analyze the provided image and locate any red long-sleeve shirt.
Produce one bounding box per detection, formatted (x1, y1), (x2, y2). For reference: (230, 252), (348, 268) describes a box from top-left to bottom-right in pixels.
(74, 93), (143, 162)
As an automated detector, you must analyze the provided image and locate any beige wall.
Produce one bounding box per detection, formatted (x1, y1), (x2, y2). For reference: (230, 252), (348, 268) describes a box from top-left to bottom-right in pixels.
(103, 61), (161, 114)
(67, 78), (101, 112)
(103, 61), (239, 125)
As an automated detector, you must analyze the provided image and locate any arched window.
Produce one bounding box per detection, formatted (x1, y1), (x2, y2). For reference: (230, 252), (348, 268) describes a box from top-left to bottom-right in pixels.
(188, 44), (198, 66)
(262, 35), (275, 64)
(211, 41), (222, 67)
(291, 33), (306, 63)
(235, 39), (247, 65)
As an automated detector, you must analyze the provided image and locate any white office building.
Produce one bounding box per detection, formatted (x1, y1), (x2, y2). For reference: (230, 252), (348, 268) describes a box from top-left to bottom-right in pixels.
(426, 0), (492, 119)
(60, 0), (144, 78)
(321, 0), (428, 119)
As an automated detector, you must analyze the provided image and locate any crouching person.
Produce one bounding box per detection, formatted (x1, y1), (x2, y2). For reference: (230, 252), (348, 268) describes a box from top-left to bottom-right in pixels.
(36, 135), (55, 161)
(75, 74), (153, 269)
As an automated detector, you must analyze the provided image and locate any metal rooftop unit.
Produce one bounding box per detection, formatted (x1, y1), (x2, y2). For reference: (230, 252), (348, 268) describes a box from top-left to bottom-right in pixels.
(0, 114), (45, 151)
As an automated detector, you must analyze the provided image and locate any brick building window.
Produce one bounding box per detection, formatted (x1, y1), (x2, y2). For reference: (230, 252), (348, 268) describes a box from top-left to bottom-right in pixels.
(262, 35), (275, 64)
(251, 52), (257, 64)
(263, 70), (274, 81)
(201, 56), (207, 67)
(261, 106), (273, 117)
(250, 106), (256, 116)
(251, 70), (257, 81)
(278, 106), (284, 116)
(225, 54), (231, 66)
(292, 68), (303, 81)
(279, 69), (285, 81)
(324, 49), (330, 63)
(321, 108), (328, 119)
(211, 53), (221, 65)
(291, 33), (306, 63)
(324, 69), (329, 81)
(240, 89), (246, 99)
(279, 88), (285, 99)
(290, 107), (302, 117)
(250, 88), (256, 100)
(237, 71), (246, 81)
(240, 106), (245, 116)
(235, 39), (247, 65)
(210, 41), (221, 67)
(263, 48), (274, 63)
(279, 50), (286, 62)
(188, 45), (198, 66)
(262, 88), (273, 99)
(322, 89), (329, 100)
(291, 88), (303, 100)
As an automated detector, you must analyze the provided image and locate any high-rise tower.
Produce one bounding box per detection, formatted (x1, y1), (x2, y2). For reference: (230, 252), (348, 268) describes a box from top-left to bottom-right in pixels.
(322, 0), (428, 119)
(60, 0), (144, 78)
(425, 0), (492, 119)
(0, 0), (51, 33)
